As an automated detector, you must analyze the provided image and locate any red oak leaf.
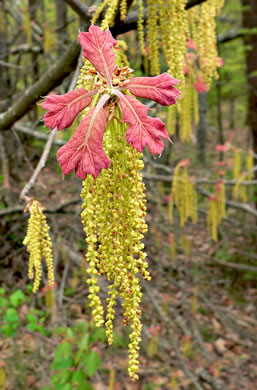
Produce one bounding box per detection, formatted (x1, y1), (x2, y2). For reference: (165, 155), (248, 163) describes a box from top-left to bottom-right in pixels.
(126, 73), (180, 106)
(115, 92), (168, 156)
(57, 102), (110, 179)
(78, 25), (117, 85)
(41, 89), (96, 130)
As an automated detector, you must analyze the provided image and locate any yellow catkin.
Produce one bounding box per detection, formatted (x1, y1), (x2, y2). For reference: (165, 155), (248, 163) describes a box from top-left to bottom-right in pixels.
(137, 0), (146, 55)
(23, 200), (54, 292)
(232, 148), (242, 200)
(92, 0), (109, 25)
(207, 180), (226, 241)
(146, 0), (160, 75)
(240, 186), (248, 203)
(101, 0), (120, 29)
(178, 82), (193, 141)
(75, 36), (152, 380)
(216, 181), (226, 221)
(115, 40), (129, 67)
(188, 0), (224, 87)
(233, 148), (241, 179)
(80, 113), (150, 381)
(120, 0), (128, 21)
(171, 161), (198, 227)
(207, 198), (218, 241)
(158, 0), (188, 86)
(246, 149), (254, 180)
(167, 105), (176, 136)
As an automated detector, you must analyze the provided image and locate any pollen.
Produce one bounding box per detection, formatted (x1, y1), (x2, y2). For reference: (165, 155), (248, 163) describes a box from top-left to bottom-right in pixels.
(23, 199), (54, 293)
(81, 113), (150, 381)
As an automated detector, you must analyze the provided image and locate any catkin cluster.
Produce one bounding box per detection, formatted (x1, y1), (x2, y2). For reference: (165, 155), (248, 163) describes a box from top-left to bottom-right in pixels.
(189, 0), (224, 87)
(207, 181), (226, 241)
(170, 161), (198, 227)
(232, 149), (254, 203)
(81, 116), (150, 381)
(178, 81), (199, 141)
(23, 200), (54, 292)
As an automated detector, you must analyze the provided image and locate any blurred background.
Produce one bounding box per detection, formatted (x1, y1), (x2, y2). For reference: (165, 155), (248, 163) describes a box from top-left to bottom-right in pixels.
(0, 0), (257, 389)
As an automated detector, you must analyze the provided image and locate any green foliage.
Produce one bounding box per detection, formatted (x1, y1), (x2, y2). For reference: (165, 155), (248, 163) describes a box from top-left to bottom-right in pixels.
(42, 322), (104, 390)
(0, 288), (25, 337)
(26, 313), (48, 336)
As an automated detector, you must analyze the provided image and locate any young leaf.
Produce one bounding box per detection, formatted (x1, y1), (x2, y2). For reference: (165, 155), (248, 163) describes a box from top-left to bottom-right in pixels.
(78, 25), (117, 85)
(42, 89), (97, 130)
(126, 73), (180, 106)
(82, 350), (101, 378)
(57, 97), (110, 179)
(115, 92), (169, 156)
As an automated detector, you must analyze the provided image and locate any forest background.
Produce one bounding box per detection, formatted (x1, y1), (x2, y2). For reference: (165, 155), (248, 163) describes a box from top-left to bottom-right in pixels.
(0, 0), (257, 389)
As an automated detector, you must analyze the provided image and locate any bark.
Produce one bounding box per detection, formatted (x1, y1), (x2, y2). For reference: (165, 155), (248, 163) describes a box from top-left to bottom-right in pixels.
(242, 0), (257, 168)
(0, 0), (11, 111)
(55, 0), (69, 56)
(197, 92), (207, 163)
(29, 0), (40, 121)
(0, 40), (80, 130)
(29, 0), (39, 83)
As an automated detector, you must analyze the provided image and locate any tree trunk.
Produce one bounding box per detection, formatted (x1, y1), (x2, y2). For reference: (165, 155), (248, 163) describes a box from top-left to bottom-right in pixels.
(241, 0), (257, 170)
(0, 0), (11, 111)
(55, 0), (69, 56)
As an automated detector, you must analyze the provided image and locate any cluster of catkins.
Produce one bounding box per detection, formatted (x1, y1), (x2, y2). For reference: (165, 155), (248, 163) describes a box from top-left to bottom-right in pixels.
(39, 25), (180, 379)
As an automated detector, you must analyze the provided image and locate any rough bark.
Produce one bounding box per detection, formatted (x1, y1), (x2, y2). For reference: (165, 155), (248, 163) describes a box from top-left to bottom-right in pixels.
(242, 0), (257, 168)
(55, 0), (69, 56)
(0, 0), (11, 111)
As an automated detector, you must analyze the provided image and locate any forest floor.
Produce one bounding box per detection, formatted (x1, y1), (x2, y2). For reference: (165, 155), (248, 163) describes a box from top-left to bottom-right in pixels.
(0, 120), (257, 390)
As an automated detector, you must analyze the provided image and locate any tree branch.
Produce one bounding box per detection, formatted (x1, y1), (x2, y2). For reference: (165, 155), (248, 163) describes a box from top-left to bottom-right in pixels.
(63, 0), (91, 24)
(13, 123), (65, 146)
(218, 29), (243, 44)
(0, 40), (80, 131)
(143, 173), (257, 187)
(185, 0), (207, 9)
(19, 53), (82, 203)
(63, 0), (208, 37)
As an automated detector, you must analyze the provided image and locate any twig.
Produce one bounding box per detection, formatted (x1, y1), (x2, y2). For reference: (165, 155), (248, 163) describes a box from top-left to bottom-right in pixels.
(11, 128), (35, 171)
(0, 60), (24, 69)
(58, 257), (70, 309)
(143, 173), (257, 186)
(19, 129), (57, 202)
(196, 185), (257, 217)
(19, 50), (82, 203)
(208, 259), (257, 273)
(13, 123), (65, 146)
(0, 198), (81, 217)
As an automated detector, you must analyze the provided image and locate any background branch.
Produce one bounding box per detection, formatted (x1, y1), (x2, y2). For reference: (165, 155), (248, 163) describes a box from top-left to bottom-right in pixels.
(0, 40), (80, 130)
